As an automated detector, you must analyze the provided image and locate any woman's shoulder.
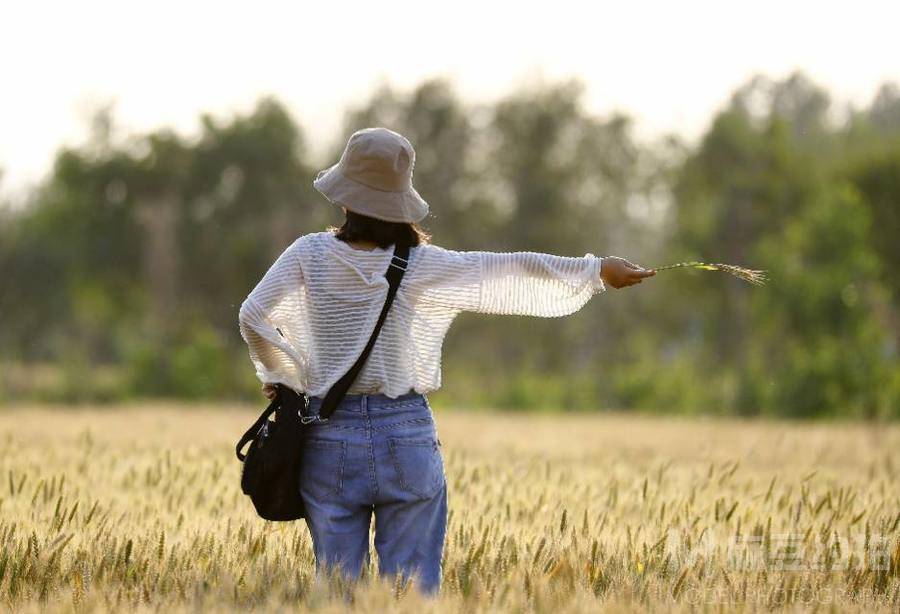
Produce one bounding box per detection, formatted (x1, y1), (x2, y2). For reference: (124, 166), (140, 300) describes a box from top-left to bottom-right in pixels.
(413, 241), (464, 257)
(271, 232), (335, 268)
(291, 230), (334, 252)
(412, 241), (453, 262)
(411, 242), (481, 272)
(414, 242), (485, 260)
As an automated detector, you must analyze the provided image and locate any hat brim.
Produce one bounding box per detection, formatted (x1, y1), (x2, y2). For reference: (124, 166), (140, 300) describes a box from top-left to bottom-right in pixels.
(313, 162), (429, 224)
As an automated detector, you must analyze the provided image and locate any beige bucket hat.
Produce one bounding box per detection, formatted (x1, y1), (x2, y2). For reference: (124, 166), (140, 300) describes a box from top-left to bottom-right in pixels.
(313, 127), (429, 223)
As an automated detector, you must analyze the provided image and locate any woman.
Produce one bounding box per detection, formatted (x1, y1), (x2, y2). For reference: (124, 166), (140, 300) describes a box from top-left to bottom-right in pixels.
(238, 127), (655, 595)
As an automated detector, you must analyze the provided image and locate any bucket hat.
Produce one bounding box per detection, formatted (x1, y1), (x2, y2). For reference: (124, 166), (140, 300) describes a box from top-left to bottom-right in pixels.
(313, 127), (429, 223)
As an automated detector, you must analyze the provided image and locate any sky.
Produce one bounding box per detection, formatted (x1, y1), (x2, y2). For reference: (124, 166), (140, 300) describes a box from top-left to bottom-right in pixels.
(2, 0), (899, 203)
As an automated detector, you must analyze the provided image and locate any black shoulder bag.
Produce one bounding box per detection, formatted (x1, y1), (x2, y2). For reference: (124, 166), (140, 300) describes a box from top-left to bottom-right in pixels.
(235, 243), (410, 521)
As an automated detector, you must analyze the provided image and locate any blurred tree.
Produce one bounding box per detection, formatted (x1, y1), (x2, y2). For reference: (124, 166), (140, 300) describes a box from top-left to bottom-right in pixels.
(842, 84), (900, 356)
(750, 181), (890, 417)
(181, 97), (318, 334)
(485, 79), (655, 378)
(1, 75), (896, 415)
(670, 72), (896, 416)
(867, 83), (900, 133)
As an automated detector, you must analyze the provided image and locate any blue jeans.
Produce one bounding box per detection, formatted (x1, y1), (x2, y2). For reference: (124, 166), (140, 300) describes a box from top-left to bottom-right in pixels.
(299, 391), (448, 595)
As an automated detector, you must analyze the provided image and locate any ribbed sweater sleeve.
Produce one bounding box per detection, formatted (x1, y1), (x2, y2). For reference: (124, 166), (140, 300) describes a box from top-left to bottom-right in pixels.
(410, 245), (606, 317)
(238, 238), (310, 387)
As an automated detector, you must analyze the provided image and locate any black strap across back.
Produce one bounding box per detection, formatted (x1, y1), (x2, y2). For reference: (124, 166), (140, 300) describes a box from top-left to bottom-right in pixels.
(318, 243), (411, 419)
(235, 242), (411, 461)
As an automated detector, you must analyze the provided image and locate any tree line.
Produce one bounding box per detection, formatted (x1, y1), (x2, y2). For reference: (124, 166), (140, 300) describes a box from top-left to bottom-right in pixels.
(1, 73), (898, 417)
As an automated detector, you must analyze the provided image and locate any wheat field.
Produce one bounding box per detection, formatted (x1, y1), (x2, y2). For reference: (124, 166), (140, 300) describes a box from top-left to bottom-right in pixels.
(0, 403), (898, 612)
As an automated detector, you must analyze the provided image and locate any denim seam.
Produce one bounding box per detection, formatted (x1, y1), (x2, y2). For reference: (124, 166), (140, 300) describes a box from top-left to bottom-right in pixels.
(303, 423), (362, 431)
(307, 394), (427, 413)
(320, 400), (425, 413)
(363, 395), (378, 498)
(377, 399), (428, 410)
(300, 417), (433, 432)
(371, 417), (434, 432)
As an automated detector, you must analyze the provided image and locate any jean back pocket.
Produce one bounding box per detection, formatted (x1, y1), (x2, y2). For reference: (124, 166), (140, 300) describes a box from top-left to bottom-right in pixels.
(388, 436), (444, 499)
(300, 438), (347, 500)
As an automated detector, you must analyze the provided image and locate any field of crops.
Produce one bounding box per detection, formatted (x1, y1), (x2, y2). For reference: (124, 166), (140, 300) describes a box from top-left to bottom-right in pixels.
(1, 403), (898, 612)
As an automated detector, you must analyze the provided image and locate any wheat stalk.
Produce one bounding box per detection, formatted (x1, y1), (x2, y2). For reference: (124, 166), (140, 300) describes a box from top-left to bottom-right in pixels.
(652, 261), (768, 286)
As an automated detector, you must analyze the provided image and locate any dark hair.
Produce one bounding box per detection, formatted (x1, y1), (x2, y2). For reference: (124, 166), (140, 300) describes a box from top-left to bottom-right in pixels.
(330, 209), (431, 249)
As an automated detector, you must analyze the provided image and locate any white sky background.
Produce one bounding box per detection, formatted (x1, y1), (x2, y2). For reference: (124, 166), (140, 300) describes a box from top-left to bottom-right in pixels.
(2, 0), (899, 203)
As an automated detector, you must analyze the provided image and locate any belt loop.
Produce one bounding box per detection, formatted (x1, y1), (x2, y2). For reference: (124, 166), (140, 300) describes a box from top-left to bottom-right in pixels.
(361, 394), (367, 415)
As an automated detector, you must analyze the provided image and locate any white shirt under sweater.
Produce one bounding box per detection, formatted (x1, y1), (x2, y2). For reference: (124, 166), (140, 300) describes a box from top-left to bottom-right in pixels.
(238, 230), (606, 398)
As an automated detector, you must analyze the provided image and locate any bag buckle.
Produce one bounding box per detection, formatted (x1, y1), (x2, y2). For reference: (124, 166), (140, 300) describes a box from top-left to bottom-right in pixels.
(389, 254), (408, 271)
(298, 397), (330, 424)
(300, 415), (329, 425)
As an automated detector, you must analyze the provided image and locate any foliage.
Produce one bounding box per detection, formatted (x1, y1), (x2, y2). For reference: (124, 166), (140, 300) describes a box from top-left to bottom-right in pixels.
(1, 74), (898, 416)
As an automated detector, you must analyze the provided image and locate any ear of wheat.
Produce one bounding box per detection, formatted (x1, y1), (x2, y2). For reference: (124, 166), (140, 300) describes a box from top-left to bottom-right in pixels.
(652, 261), (768, 286)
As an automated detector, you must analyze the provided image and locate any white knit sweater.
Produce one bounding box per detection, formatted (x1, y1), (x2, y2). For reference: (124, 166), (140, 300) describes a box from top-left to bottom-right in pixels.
(238, 231), (606, 398)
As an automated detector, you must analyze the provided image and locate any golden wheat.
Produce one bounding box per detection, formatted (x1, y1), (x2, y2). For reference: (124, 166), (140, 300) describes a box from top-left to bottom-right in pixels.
(0, 404), (897, 612)
(653, 262), (768, 286)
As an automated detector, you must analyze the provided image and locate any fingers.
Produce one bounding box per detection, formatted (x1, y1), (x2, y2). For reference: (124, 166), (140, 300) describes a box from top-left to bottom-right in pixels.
(613, 278), (642, 289)
(625, 268), (655, 282)
(615, 271), (654, 288)
(621, 259), (655, 275)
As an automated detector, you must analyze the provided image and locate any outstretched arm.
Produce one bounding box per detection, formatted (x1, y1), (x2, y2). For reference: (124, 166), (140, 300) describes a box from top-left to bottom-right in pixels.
(410, 245), (655, 317)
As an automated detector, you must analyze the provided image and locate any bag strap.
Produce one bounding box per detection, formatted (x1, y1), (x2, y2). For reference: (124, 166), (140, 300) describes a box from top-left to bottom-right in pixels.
(235, 396), (278, 461)
(318, 242), (411, 420)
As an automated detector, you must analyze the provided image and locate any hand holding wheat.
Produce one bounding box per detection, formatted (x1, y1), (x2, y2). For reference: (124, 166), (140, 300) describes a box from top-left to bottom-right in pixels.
(600, 257), (657, 289)
(600, 257), (768, 289)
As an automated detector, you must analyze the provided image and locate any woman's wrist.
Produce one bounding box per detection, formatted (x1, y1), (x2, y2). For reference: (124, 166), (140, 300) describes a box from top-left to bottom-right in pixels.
(589, 254), (607, 292)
